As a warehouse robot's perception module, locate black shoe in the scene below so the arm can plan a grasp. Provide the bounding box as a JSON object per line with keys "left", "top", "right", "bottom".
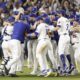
{"left": 8, "top": 74, "right": 18, "bottom": 77}
{"left": 4, "top": 65, "right": 9, "bottom": 75}
{"left": 52, "top": 68, "right": 57, "bottom": 72}
{"left": 68, "top": 65, "right": 75, "bottom": 74}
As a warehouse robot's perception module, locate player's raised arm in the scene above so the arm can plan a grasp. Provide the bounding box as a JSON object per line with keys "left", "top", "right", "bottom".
{"left": 12, "top": 11, "right": 22, "bottom": 21}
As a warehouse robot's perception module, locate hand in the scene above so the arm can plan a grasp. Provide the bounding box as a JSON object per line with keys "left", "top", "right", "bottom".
{"left": 26, "top": 34, "right": 31, "bottom": 37}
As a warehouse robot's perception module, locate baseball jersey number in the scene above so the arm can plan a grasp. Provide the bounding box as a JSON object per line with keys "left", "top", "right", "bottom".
{"left": 66, "top": 24, "right": 69, "bottom": 30}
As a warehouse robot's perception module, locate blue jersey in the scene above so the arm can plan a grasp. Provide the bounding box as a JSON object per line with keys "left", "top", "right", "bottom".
{"left": 12, "top": 21, "right": 30, "bottom": 43}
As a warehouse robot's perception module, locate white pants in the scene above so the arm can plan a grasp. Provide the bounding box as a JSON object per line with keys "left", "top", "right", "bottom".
{"left": 72, "top": 43, "right": 80, "bottom": 63}
{"left": 0, "top": 40, "right": 12, "bottom": 70}
{"left": 36, "top": 38, "right": 56, "bottom": 71}
{"left": 51, "top": 40, "right": 59, "bottom": 68}
{"left": 27, "top": 40, "right": 33, "bottom": 67}
{"left": 16, "top": 43, "right": 24, "bottom": 72}
{"left": 32, "top": 40, "right": 38, "bottom": 72}
{"left": 2, "top": 40, "right": 12, "bottom": 59}
{"left": 27, "top": 40, "right": 38, "bottom": 70}
{"left": 72, "top": 43, "right": 80, "bottom": 71}
{"left": 6, "top": 39, "right": 22, "bottom": 74}
{"left": 58, "top": 35, "right": 70, "bottom": 56}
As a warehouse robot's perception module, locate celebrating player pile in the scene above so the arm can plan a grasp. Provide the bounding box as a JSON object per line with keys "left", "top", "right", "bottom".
{"left": 0, "top": 0, "right": 80, "bottom": 78}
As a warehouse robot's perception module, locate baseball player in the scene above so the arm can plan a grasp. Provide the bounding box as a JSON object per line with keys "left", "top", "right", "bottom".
{"left": 51, "top": 10, "right": 74, "bottom": 75}
{"left": 0, "top": 17, "right": 14, "bottom": 75}
{"left": 44, "top": 17, "right": 59, "bottom": 71}
{"left": 70, "top": 19, "right": 80, "bottom": 73}
{"left": 16, "top": 40, "right": 25, "bottom": 72}
{"left": 4, "top": 12, "right": 37, "bottom": 77}
{"left": 27, "top": 14, "right": 38, "bottom": 70}
{"left": 27, "top": 16, "right": 57, "bottom": 77}
{"left": 3, "top": 12, "right": 31, "bottom": 77}
{"left": 16, "top": 15, "right": 29, "bottom": 73}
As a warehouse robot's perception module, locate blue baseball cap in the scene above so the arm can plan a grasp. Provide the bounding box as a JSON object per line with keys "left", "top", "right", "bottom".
{"left": 49, "top": 11, "right": 56, "bottom": 15}
{"left": 69, "top": 14, "right": 75, "bottom": 19}
{"left": 75, "top": 15, "right": 80, "bottom": 19}
{"left": 36, "top": 16, "right": 43, "bottom": 21}
{"left": 7, "top": 16, "right": 15, "bottom": 22}
{"left": 12, "top": 11, "right": 19, "bottom": 15}
{"left": 29, "top": 13, "right": 37, "bottom": 17}
{"left": 57, "top": 10, "right": 66, "bottom": 15}
{"left": 54, "top": 17, "right": 59, "bottom": 21}
{"left": 14, "top": 1, "right": 22, "bottom": 6}
{"left": 20, "top": 14, "right": 29, "bottom": 21}
{"left": 41, "top": 13, "right": 48, "bottom": 17}
{"left": 31, "top": 7, "right": 37, "bottom": 13}
{"left": 44, "top": 18, "right": 51, "bottom": 25}
{"left": 74, "top": 18, "right": 79, "bottom": 22}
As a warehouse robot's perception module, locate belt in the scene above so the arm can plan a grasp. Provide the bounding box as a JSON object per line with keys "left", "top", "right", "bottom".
{"left": 63, "top": 33, "right": 68, "bottom": 35}
{"left": 38, "top": 38, "right": 48, "bottom": 41}
{"left": 4, "top": 39, "right": 11, "bottom": 41}
{"left": 4, "top": 40, "right": 8, "bottom": 41}
{"left": 71, "top": 42, "right": 79, "bottom": 46}
{"left": 60, "top": 33, "right": 69, "bottom": 35}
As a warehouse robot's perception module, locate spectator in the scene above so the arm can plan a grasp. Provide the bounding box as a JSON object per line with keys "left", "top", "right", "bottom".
{"left": 13, "top": 1, "right": 24, "bottom": 14}
{"left": 61, "top": 0, "right": 73, "bottom": 16}
{"left": 6, "top": 0, "right": 14, "bottom": 11}
{"left": 50, "top": 0, "right": 61, "bottom": 12}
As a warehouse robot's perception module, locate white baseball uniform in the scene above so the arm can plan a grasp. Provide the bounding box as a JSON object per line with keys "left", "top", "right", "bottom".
{"left": 0, "top": 25, "right": 13, "bottom": 72}
{"left": 46, "top": 25, "right": 58, "bottom": 69}
{"left": 70, "top": 31, "right": 80, "bottom": 62}
{"left": 36, "top": 22, "right": 56, "bottom": 71}
{"left": 16, "top": 43, "right": 25, "bottom": 72}
{"left": 2, "top": 25, "right": 13, "bottom": 60}
{"left": 57, "top": 16, "right": 70, "bottom": 56}
{"left": 27, "top": 40, "right": 34, "bottom": 68}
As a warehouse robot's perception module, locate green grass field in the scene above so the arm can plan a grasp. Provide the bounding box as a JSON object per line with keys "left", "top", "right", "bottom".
{"left": 0, "top": 66, "right": 80, "bottom": 80}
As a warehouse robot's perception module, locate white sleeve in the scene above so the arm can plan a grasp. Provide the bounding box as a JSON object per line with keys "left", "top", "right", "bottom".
{"left": 68, "top": 21, "right": 71, "bottom": 31}
{"left": 35, "top": 24, "right": 41, "bottom": 34}
{"left": 13, "top": 8, "right": 16, "bottom": 12}
{"left": 7, "top": 26, "right": 13, "bottom": 35}
{"left": 1, "top": 27, "right": 5, "bottom": 35}
{"left": 19, "top": 7, "right": 24, "bottom": 14}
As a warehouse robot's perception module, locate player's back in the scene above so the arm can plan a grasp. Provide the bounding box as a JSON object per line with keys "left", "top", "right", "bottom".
{"left": 12, "top": 21, "right": 30, "bottom": 43}
{"left": 57, "top": 16, "right": 70, "bottom": 35}
{"left": 36, "top": 23, "right": 49, "bottom": 40}
{"left": 2, "top": 25, "right": 13, "bottom": 40}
